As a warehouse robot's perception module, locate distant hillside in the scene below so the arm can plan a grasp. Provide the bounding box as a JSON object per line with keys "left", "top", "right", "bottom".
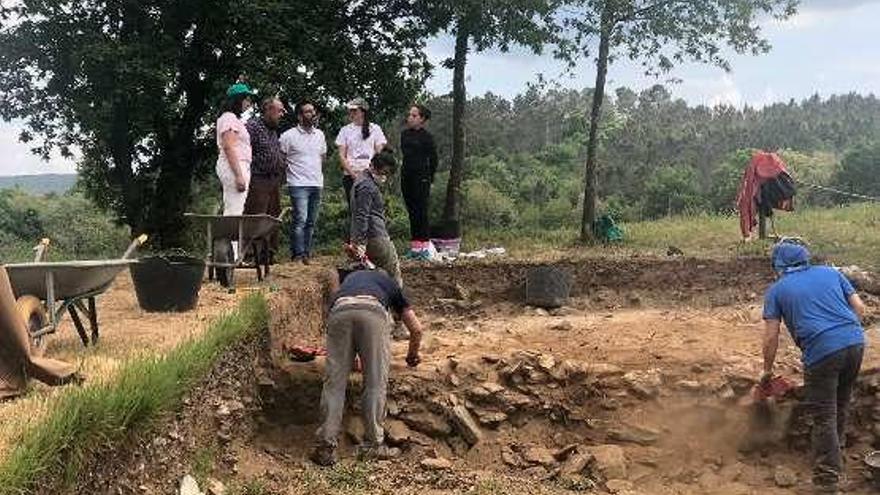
{"left": 0, "top": 174, "right": 77, "bottom": 195}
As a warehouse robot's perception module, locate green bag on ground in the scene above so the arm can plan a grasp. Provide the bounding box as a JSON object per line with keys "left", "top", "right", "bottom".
{"left": 592, "top": 214, "right": 624, "bottom": 243}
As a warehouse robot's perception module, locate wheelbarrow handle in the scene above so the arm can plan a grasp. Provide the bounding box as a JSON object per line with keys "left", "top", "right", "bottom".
{"left": 33, "top": 238, "right": 50, "bottom": 262}
{"left": 122, "top": 234, "right": 149, "bottom": 260}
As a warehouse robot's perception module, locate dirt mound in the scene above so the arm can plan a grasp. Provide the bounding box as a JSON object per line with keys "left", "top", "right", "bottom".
{"left": 404, "top": 256, "right": 774, "bottom": 308}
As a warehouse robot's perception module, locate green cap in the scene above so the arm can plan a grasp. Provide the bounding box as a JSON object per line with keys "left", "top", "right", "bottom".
{"left": 226, "top": 83, "right": 257, "bottom": 99}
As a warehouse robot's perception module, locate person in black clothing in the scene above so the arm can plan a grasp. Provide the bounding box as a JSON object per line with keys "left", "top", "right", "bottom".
{"left": 399, "top": 104, "right": 438, "bottom": 247}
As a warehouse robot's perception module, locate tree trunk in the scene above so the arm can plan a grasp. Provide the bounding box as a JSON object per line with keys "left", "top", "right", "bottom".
{"left": 441, "top": 21, "right": 469, "bottom": 239}
{"left": 580, "top": 11, "right": 613, "bottom": 243}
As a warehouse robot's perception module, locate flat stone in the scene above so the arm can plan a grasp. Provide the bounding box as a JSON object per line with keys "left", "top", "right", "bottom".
{"left": 497, "top": 390, "right": 534, "bottom": 413}
{"left": 537, "top": 354, "right": 556, "bottom": 372}
{"left": 550, "top": 306, "right": 576, "bottom": 316}
{"left": 179, "top": 475, "right": 203, "bottom": 495}
{"left": 473, "top": 409, "right": 507, "bottom": 428}
{"left": 623, "top": 369, "right": 663, "bottom": 399}
{"left": 522, "top": 445, "right": 557, "bottom": 467}
{"left": 583, "top": 362, "right": 624, "bottom": 378}
{"left": 585, "top": 444, "right": 627, "bottom": 480}
{"left": 560, "top": 452, "right": 595, "bottom": 476}
{"left": 554, "top": 444, "right": 580, "bottom": 461}
{"left": 385, "top": 420, "right": 413, "bottom": 446}
{"left": 535, "top": 308, "right": 550, "bottom": 317}
{"left": 421, "top": 457, "right": 453, "bottom": 471}
{"left": 449, "top": 405, "right": 482, "bottom": 446}
{"left": 774, "top": 465, "right": 797, "bottom": 487}
{"left": 205, "top": 478, "right": 225, "bottom": 495}
{"left": 606, "top": 424, "right": 660, "bottom": 446}
{"left": 551, "top": 320, "right": 574, "bottom": 331}
{"left": 402, "top": 412, "right": 451, "bottom": 438}
{"left": 676, "top": 380, "right": 703, "bottom": 392}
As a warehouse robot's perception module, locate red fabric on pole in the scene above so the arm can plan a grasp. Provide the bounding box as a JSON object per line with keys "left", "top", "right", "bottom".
{"left": 736, "top": 151, "right": 790, "bottom": 238}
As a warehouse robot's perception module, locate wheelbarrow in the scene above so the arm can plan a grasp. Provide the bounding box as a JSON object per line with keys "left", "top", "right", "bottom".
{"left": 185, "top": 211, "right": 286, "bottom": 289}
{"left": 4, "top": 235, "right": 146, "bottom": 353}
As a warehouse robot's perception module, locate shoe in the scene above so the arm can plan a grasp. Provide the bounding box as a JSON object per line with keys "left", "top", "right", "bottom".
{"left": 357, "top": 444, "right": 400, "bottom": 461}
{"left": 302, "top": 256, "right": 311, "bottom": 265}
{"left": 310, "top": 445, "right": 337, "bottom": 466}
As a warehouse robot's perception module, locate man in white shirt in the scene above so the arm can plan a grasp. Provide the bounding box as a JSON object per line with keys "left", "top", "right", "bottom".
{"left": 280, "top": 100, "right": 327, "bottom": 264}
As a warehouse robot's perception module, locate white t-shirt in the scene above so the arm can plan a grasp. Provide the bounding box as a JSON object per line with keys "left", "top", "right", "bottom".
{"left": 334, "top": 122, "right": 387, "bottom": 175}
{"left": 216, "top": 112, "right": 252, "bottom": 167}
{"left": 280, "top": 126, "right": 327, "bottom": 187}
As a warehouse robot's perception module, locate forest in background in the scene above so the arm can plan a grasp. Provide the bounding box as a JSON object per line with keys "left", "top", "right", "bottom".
{"left": 2, "top": 83, "right": 879, "bottom": 261}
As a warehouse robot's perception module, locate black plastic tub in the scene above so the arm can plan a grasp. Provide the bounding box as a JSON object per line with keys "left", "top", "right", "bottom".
{"left": 129, "top": 255, "right": 205, "bottom": 312}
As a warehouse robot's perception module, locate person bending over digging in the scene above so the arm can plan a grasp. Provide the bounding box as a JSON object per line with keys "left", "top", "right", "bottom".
{"left": 760, "top": 240, "right": 867, "bottom": 495}
{"left": 311, "top": 263, "right": 423, "bottom": 466}
{"left": 348, "top": 147, "right": 403, "bottom": 287}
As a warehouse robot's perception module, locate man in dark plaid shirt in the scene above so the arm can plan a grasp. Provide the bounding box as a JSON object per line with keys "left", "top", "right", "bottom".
{"left": 244, "top": 97, "right": 286, "bottom": 257}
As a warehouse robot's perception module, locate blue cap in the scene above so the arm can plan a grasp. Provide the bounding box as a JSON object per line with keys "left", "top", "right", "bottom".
{"left": 771, "top": 242, "right": 811, "bottom": 274}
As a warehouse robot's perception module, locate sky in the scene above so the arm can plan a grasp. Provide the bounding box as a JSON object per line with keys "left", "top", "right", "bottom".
{"left": 1, "top": 0, "right": 879, "bottom": 176}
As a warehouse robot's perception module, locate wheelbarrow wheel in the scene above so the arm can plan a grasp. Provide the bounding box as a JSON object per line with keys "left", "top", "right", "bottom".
{"left": 16, "top": 295, "right": 48, "bottom": 356}
{"left": 212, "top": 238, "right": 234, "bottom": 288}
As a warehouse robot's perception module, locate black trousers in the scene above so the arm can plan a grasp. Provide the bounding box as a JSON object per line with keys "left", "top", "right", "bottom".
{"left": 804, "top": 344, "right": 864, "bottom": 489}
{"left": 401, "top": 173, "right": 431, "bottom": 241}
{"left": 343, "top": 175, "right": 355, "bottom": 206}
{"left": 243, "top": 174, "right": 282, "bottom": 253}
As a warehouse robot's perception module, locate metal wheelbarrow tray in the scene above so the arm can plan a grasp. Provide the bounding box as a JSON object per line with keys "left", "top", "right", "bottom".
{"left": 5, "top": 259, "right": 135, "bottom": 348}
{"left": 185, "top": 213, "right": 284, "bottom": 288}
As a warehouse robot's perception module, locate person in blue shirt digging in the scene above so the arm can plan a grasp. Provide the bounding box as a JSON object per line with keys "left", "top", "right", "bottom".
{"left": 761, "top": 240, "right": 867, "bottom": 494}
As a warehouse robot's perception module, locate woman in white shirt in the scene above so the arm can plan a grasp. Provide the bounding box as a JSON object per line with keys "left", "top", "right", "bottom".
{"left": 215, "top": 83, "right": 257, "bottom": 215}
{"left": 335, "top": 97, "right": 387, "bottom": 208}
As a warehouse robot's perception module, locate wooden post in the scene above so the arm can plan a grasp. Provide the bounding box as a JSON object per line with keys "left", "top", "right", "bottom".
{"left": 758, "top": 209, "right": 767, "bottom": 240}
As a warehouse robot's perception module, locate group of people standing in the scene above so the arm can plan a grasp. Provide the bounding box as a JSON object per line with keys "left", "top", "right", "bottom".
{"left": 214, "top": 82, "right": 436, "bottom": 466}
{"left": 213, "top": 83, "right": 438, "bottom": 275}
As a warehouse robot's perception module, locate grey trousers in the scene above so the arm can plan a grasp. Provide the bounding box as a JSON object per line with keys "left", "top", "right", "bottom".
{"left": 316, "top": 304, "right": 392, "bottom": 448}
{"left": 366, "top": 236, "right": 402, "bottom": 287}
{"left": 804, "top": 344, "right": 864, "bottom": 488}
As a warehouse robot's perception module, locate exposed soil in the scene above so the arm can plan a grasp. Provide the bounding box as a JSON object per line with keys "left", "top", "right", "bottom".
{"left": 47, "top": 257, "right": 880, "bottom": 494}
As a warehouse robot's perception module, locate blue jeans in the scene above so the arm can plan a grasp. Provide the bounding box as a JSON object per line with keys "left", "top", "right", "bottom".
{"left": 288, "top": 186, "right": 322, "bottom": 258}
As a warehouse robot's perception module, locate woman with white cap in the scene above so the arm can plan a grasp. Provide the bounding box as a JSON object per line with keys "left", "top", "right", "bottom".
{"left": 334, "top": 97, "right": 387, "bottom": 210}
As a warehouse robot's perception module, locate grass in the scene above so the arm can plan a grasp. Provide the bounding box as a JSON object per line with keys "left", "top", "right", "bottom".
{"left": 0, "top": 293, "right": 269, "bottom": 495}
{"left": 192, "top": 445, "right": 218, "bottom": 484}
{"left": 461, "top": 203, "right": 880, "bottom": 269}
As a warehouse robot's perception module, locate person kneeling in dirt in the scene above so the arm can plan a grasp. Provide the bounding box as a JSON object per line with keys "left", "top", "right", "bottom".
{"left": 348, "top": 147, "right": 403, "bottom": 287}
{"left": 760, "top": 241, "right": 867, "bottom": 494}
{"left": 311, "top": 263, "right": 423, "bottom": 466}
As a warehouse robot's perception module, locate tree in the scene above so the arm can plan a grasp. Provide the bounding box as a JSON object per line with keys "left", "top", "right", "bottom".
{"left": 836, "top": 142, "right": 880, "bottom": 201}
{"left": 0, "top": 0, "right": 427, "bottom": 248}
{"left": 414, "top": 0, "right": 560, "bottom": 238}
{"left": 643, "top": 165, "right": 705, "bottom": 218}
{"left": 563, "top": 0, "right": 797, "bottom": 242}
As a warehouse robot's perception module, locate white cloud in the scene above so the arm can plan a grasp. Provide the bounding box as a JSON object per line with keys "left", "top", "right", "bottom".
{"left": 0, "top": 122, "right": 76, "bottom": 176}
{"left": 710, "top": 75, "right": 744, "bottom": 107}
